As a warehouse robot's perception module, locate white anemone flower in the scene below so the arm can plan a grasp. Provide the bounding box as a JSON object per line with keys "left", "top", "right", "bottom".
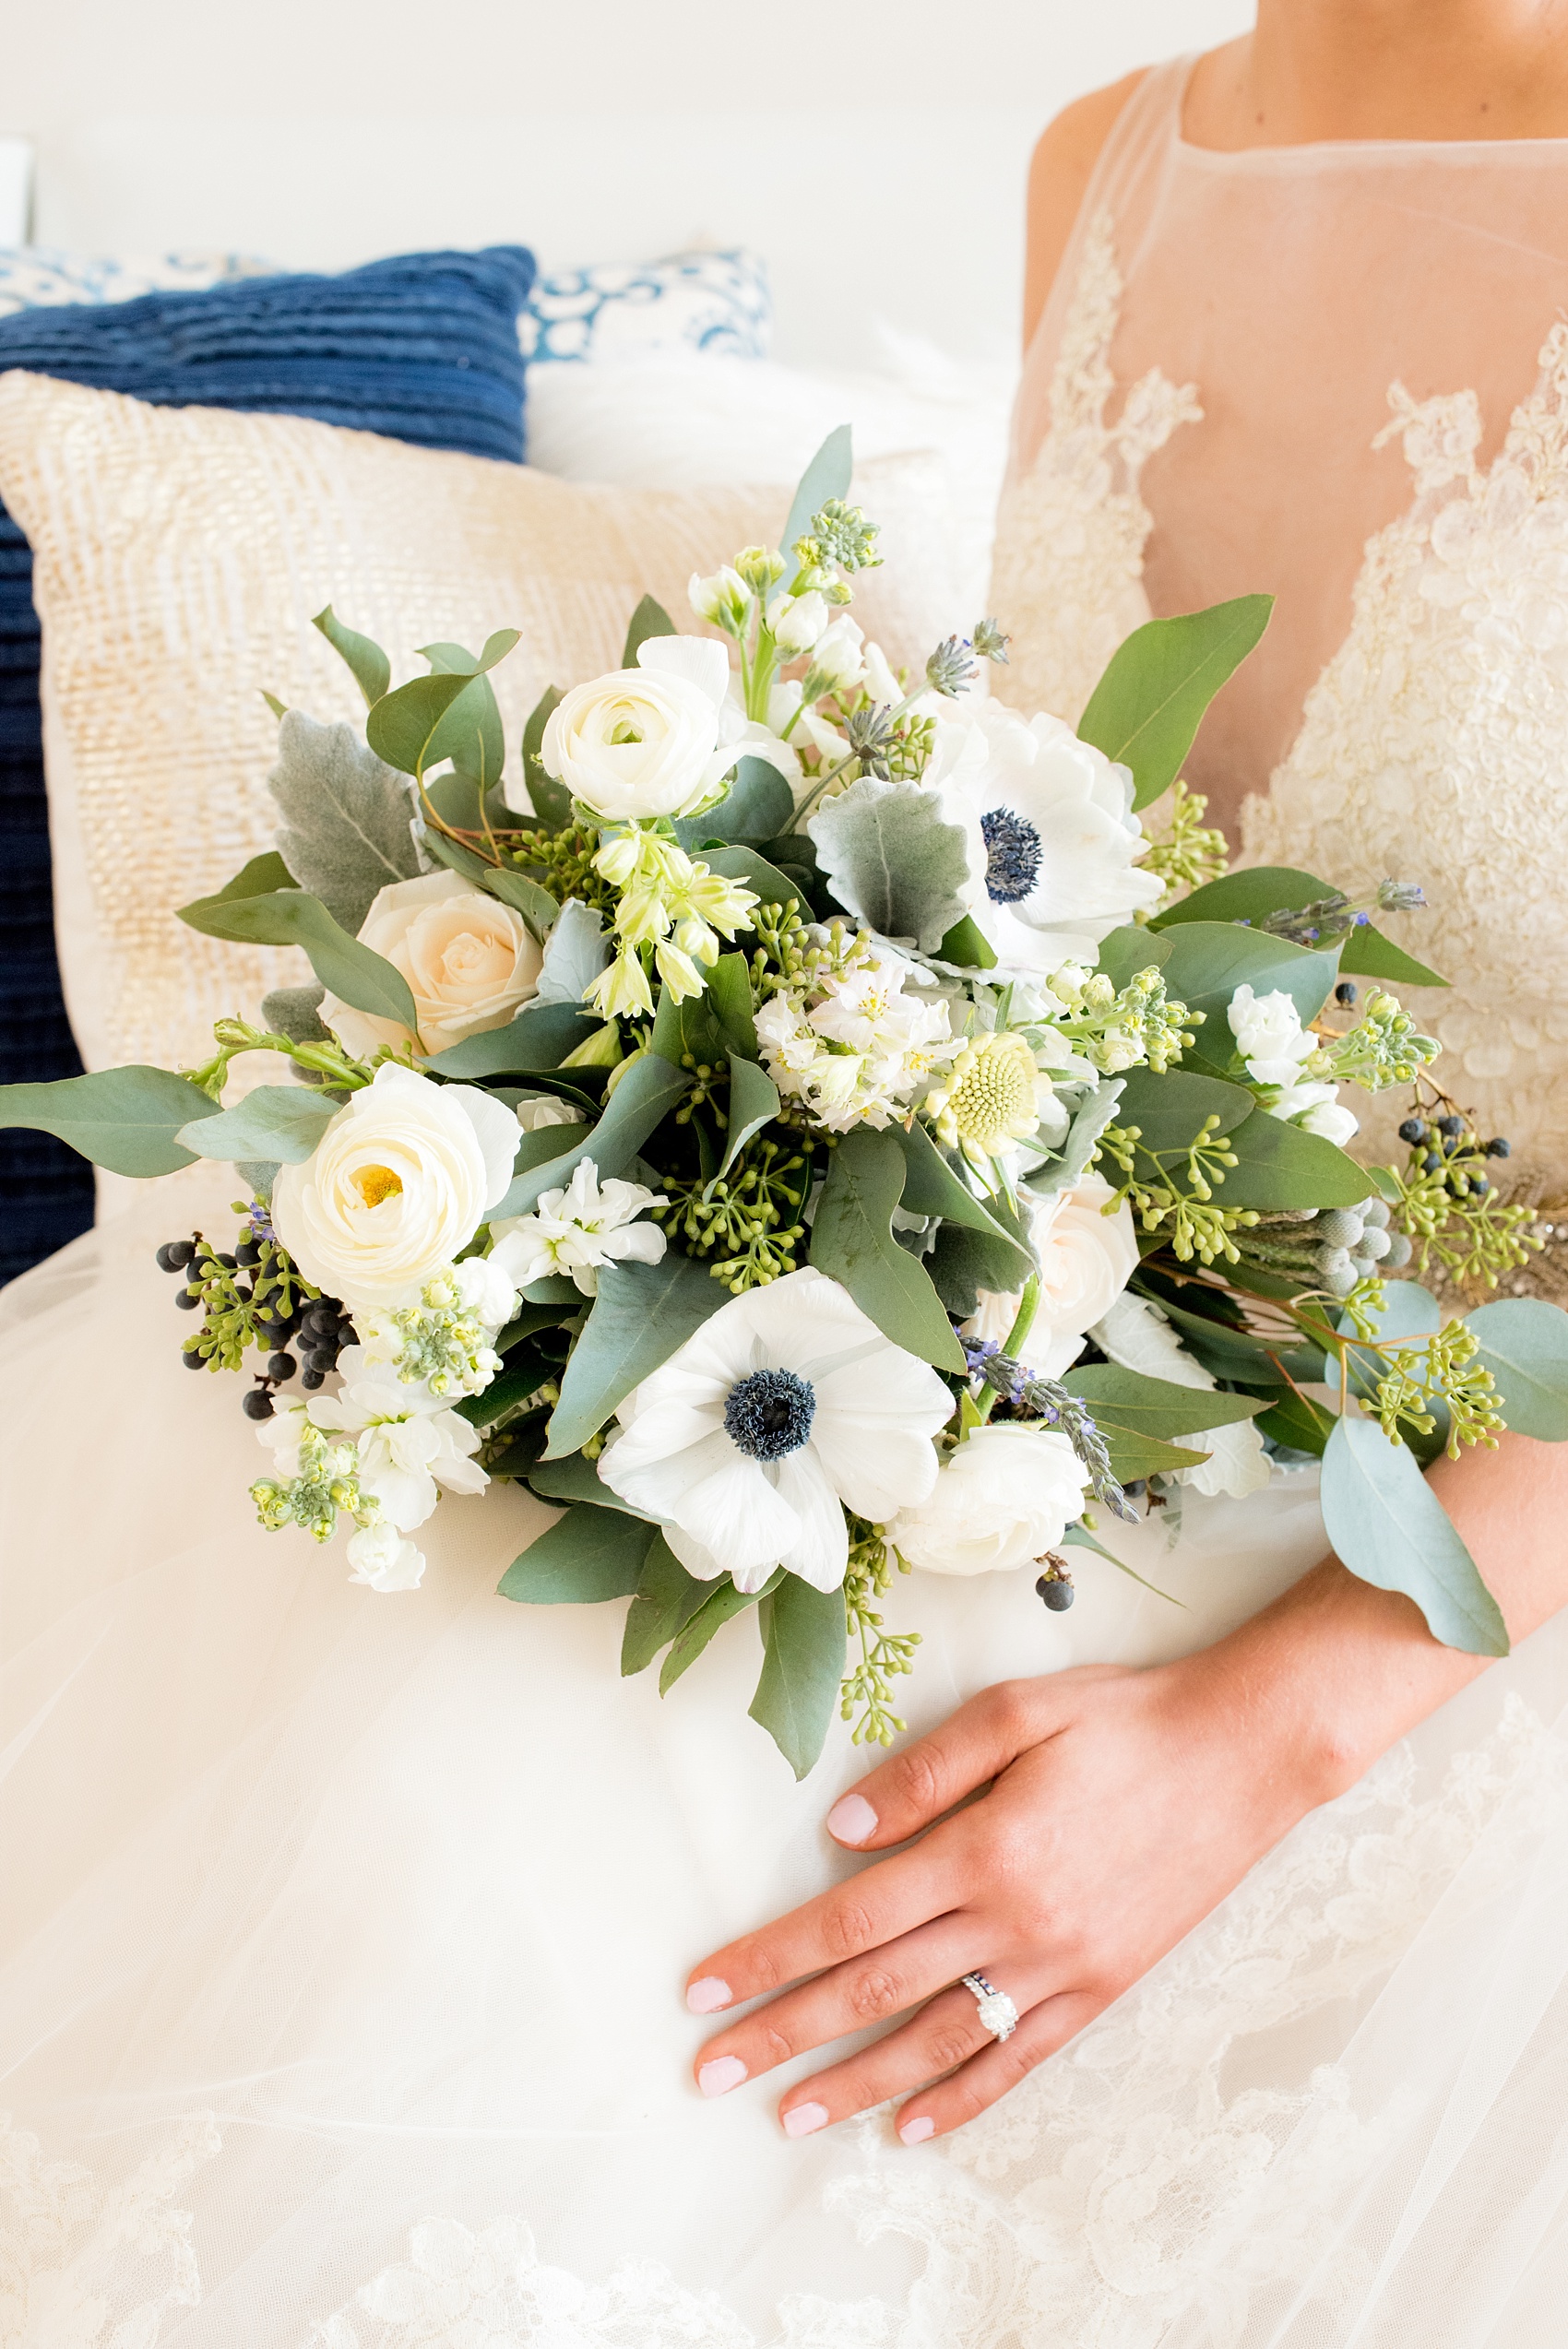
{"left": 308, "top": 1352, "right": 489, "bottom": 1530}
{"left": 1091, "top": 1292, "right": 1271, "bottom": 1500}
{"left": 597, "top": 1266, "right": 955, "bottom": 1592}
{"left": 488, "top": 1156, "right": 667, "bottom": 1297}
{"left": 926, "top": 703, "right": 1163, "bottom": 976}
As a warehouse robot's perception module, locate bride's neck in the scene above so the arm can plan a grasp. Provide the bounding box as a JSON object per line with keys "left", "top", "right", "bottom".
{"left": 1187, "top": 0, "right": 1568, "bottom": 148}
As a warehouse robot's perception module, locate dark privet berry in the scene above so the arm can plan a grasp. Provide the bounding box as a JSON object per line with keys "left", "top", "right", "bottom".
{"left": 1398, "top": 1117, "right": 1427, "bottom": 1145}
{"left": 235, "top": 1238, "right": 262, "bottom": 1268}
{"left": 155, "top": 1241, "right": 182, "bottom": 1273}
{"left": 1335, "top": 980, "right": 1357, "bottom": 1007}
{"left": 1036, "top": 1572, "right": 1076, "bottom": 1612}
{"left": 242, "top": 1387, "right": 276, "bottom": 1422}
{"left": 301, "top": 1367, "right": 327, "bottom": 1391}
{"left": 1486, "top": 1136, "right": 1513, "bottom": 1159}
{"left": 182, "top": 1346, "right": 207, "bottom": 1369}
{"left": 214, "top": 1251, "right": 238, "bottom": 1270}
{"left": 1436, "top": 1114, "right": 1465, "bottom": 1138}
{"left": 1471, "top": 1174, "right": 1491, "bottom": 1196}
{"left": 1422, "top": 1151, "right": 1443, "bottom": 1174}
{"left": 303, "top": 1347, "right": 338, "bottom": 1375}
{"left": 267, "top": 1351, "right": 298, "bottom": 1382}
{"left": 175, "top": 1286, "right": 202, "bottom": 1311}
{"left": 1123, "top": 1479, "right": 1146, "bottom": 1500}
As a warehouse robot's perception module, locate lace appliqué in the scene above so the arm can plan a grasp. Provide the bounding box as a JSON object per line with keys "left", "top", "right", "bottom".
{"left": 1246, "top": 325, "right": 1568, "bottom": 1181}
{"left": 990, "top": 212, "right": 1202, "bottom": 728}
{"left": 0, "top": 2109, "right": 220, "bottom": 2347}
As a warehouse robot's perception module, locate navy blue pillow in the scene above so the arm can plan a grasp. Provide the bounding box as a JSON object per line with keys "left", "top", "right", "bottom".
{"left": 0, "top": 244, "right": 536, "bottom": 1283}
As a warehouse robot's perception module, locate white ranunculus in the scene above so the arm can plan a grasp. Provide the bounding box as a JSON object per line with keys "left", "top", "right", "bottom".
{"left": 310, "top": 1351, "right": 488, "bottom": 1530}
{"left": 1227, "top": 984, "right": 1317, "bottom": 1087}
{"left": 886, "top": 1424, "right": 1089, "bottom": 1577}
{"left": 962, "top": 1172, "right": 1138, "bottom": 1380}
{"left": 534, "top": 635, "right": 738, "bottom": 822}
{"left": 345, "top": 1518, "right": 426, "bottom": 1593}
{"left": 1091, "top": 1291, "right": 1271, "bottom": 1499}
{"left": 926, "top": 702, "right": 1162, "bottom": 976}
{"left": 770, "top": 589, "right": 830, "bottom": 655}
{"left": 271, "top": 1065, "right": 518, "bottom": 1311}
{"left": 597, "top": 1265, "right": 955, "bottom": 1593}
{"left": 489, "top": 1156, "right": 668, "bottom": 1298}
{"left": 321, "top": 871, "right": 543, "bottom": 1060}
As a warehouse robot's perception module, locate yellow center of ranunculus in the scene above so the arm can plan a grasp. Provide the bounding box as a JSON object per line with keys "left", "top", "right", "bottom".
{"left": 354, "top": 1164, "right": 404, "bottom": 1209}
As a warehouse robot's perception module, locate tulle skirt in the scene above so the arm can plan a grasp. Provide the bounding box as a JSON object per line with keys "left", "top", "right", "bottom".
{"left": 6, "top": 1167, "right": 1568, "bottom": 2348}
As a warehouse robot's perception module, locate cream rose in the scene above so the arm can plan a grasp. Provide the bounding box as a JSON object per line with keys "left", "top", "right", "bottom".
{"left": 887, "top": 1424, "right": 1090, "bottom": 1577}
{"left": 271, "top": 1065, "right": 519, "bottom": 1311}
{"left": 962, "top": 1171, "right": 1139, "bottom": 1380}
{"left": 535, "top": 637, "right": 736, "bottom": 822}
{"left": 320, "top": 871, "right": 542, "bottom": 1060}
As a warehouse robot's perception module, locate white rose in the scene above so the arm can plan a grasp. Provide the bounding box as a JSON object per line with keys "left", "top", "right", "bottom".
{"left": 962, "top": 1172, "right": 1138, "bottom": 1381}
{"left": 887, "top": 1425, "right": 1089, "bottom": 1576}
{"left": 770, "top": 589, "right": 830, "bottom": 655}
{"left": 1227, "top": 984, "right": 1316, "bottom": 1087}
{"left": 272, "top": 1064, "right": 519, "bottom": 1311}
{"left": 537, "top": 636, "right": 736, "bottom": 822}
{"left": 1091, "top": 1292, "right": 1270, "bottom": 1499}
{"left": 321, "top": 871, "right": 543, "bottom": 1060}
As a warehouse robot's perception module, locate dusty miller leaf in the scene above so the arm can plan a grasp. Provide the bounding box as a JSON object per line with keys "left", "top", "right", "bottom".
{"left": 808, "top": 777, "right": 974, "bottom": 952}
{"left": 267, "top": 710, "right": 424, "bottom": 935}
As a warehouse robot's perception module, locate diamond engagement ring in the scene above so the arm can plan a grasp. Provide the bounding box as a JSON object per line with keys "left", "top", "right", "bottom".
{"left": 961, "top": 1972, "right": 1018, "bottom": 2043}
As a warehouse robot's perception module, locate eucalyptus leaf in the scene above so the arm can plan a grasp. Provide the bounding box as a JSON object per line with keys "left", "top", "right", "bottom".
{"left": 891, "top": 1119, "right": 1033, "bottom": 1278}
{"left": 497, "top": 1502, "right": 656, "bottom": 1604}
{"left": 521, "top": 686, "right": 570, "bottom": 827}
{"left": 1150, "top": 866, "right": 1449, "bottom": 990}
{"left": 707, "top": 952, "right": 759, "bottom": 1059}
{"left": 1111, "top": 1066, "right": 1370, "bottom": 1212}
{"left": 0, "top": 1066, "right": 222, "bottom": 1177}
{"left": 526, "top": 1451, "right": 652, "bottom": 1515}
{"left": 1466, "top": 1299, "right": 1568, "bottom": 1441}
{"left": 675, "top": 757, "right": 793, "bottom": 849}
{"left": 1061, "top": 1363, "right": 1265, "bottom": 1439}
{"left": 622, "top": 594, "right": 678, "bottom": 668}
{"left": 750, "top": 1574, "right": 848, "bottom": 1778}
{"left": 1097, "top": 1429, "right": 1211, "bottom": 1482}
{"left": 810, "top": 1126, "right": 967, "bottom": 1371}
{"left": 488, "top": 1052, "right": 692, "bottom": 1221}
{"left": 365, "top": 627, "right": 518, "bottom": 781}
{"left": 532, "top": 900, "right": 612, "bottom": 1008}
{"left": 650, "top": 979, "right": 730, "bottom": 1074}
{"left": 659, "top": 1570, "right": 782, "bottom": 1695}
{"left": 703, "top": 845, "right": 804, "bottom": 914}
{"left": 1254, "top": 1390, "right": 1337, "bottom": 1456}
{"left": 267, "top": 711, "right": 423, "bottom": 934}
{"left": 422, "top": 1002, "right": 600, "bottom": 1080}
{"left": 176, "top": 1085, "right": 339, "bottom": 1166}
{"left": 544, "top": 1252, "right": 727, "bottom": 1457}
{"left": 719, "top": 1057, "right": 781, "bottom": 1180}
{"left": 177, "top": 881, "right": 419, "bottom": 1030}
{"left": 926, "top": 1202, "right": 1034, "bottom": 1321}
{"left": 1098, "top": 919, "right": 1340, "bottom": 1051}
{"left": 1077, "top": 596, "right": 1273, "bottom": 812}
{"left": 622, "top": 1535, "right": 708, "bottom": 1677}
{"left": 416, "top": 827, "right": 558, "bottom": 941}
{"left": 419, "top": 636, "right": 514, "bottom": 787}
{"left": 934, "top": 914, "right": 997, "bottom": 969}
{"left": 779, "top": 425, "right": 853, "bottom": 592}
{"left": 1061, "top": 1519, "right": 1185, "bottom": 1605}
{"left": 312, "top": 604, "right": 391, "bottom": 706}
{"left": 454, "top": 1351, "right": 555, "bottom": 1429}
{"left": 808, "top": 775, "right": 974, "bottom": 952}
{"left": 1321, "top": 1414, "right": 1509, "bottom": 1655}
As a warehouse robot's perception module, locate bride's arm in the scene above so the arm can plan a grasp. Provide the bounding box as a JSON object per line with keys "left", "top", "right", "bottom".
{"left": 1021, "top": 71, "right": 1146, "bottom": 348}
{"left": 685, "top": 1430, "right": 1568, "bottom": 2143}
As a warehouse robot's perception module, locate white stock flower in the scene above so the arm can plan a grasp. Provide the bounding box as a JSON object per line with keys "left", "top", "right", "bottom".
{"left": 320, "top": 871, "right": 542, "bottom": 1060}
{"left": 962, "top": 1173, "right": 1138, "bottom": 1381}
{"left": 1228, "top": 986, "right": 1360, "bottom": 1146}
{"left": 452, "top": 1252, "right": 519, "bottom": 1331}
{"left": 309, "top": 1351, "right": 488, "bottom": 1530}
{"left": 1092, "top": 1292, "right": 1270, "bottom": 1500}
{"left": 805, "top": 619, "right": 866, "bottom": 694}
{"left": 271, "top": 1065, "right": 518, "bottom": 1311}
{"left": 688, "top": 565, "right": 751, "bottom": 634}
{"left": 346, "top": 1519, "right": 426, "bottom": 1593}
{"left": 886, "top": 1423, "right": 1089, "bottom": 1577}
{"left": 598, "top": 1266, "right": 954, "bottom": 1593}
{"left": 756, "top": 949, "right": 954, "bottom": 1135}
{"left": 537, "top": 636, "right": 737, "bottom": 822}
{"left": 927, "top": 703, "right": 1162, "bottom": 976}
{"left": 489, "top": 1156, "right": 667, "bottom": 1298}
{"left": 770, "top": 588, "right": 830, "bottom": 655}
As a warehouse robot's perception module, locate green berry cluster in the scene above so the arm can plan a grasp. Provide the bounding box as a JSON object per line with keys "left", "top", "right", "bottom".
{"left": 1139, "top": 779, "right": 1230, "bottom": 901}
{"left": 1372, "top": 1320, "right": 1507, "bottom": 1457}
{"left": 839, "top": 1516, "right": 921, "bottom": 1748}
{"left": 650, "top": 1136, "right": 810, "bottom": 1293}
{"left": 251, "top": 1419, "right": 367, "bottom": 1540}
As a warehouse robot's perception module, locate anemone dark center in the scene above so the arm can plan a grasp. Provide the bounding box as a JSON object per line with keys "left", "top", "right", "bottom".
{"left": 980, "top": 806, "right": 1042, "bottom": 904}
{"left": 723, "top": 1368, "right": 816, "bottom": 1462}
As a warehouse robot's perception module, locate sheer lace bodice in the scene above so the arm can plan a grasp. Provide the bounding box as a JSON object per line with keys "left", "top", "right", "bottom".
{"left": 992, "top": 57, "right": 1568, "bottom": 1184}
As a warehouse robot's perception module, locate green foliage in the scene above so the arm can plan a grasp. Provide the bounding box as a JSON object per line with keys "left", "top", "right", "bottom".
{"left": 532, "top": 899, "right": 612, "bottom": 1008}
{"left": 520, "top": 686, "right": 570, "bottom": 827}
{"left": 659, "top": 1571, "right": 782, "bottom": 1694}
{"left": 707, "top": 951, "right": 760, "bottom": 1060}
{"left": 544, "top": 1251, "right": 728, "bottom": 1457}
{"left": 718, "top": 1055, "right": 782, "bottom": 1180}
{"left": 1028, "top": 1078, "right": 1126, "bottom": 1203}
{"left": 525, "top": 1451, "right": 646, "bottom": 1513}
{"left": 651, "top": 1133, "right": 810, "bottom": 1292}
{"left": 622, "top": 594, "right": 678, "bottom": 668}
{"left": 492, "top": 1053, "right": 693, "bottom": 1223}
{"left": 779, "top": 425, "right": 853, "bottom": 593}
{"left": 0, "top": 1065, "right": 223, "bottom": 1176}
{"left": 1076, "top": 595, "right": 1273, "bottom": 812}
{"left": 621, "top": 1535, "right": 707, "bottom": 1675}
{"left": 178, "top": 872, "right": 419, "bottom": 1031}
{"left": 933, "top": 913, "right": 998, "bottom": 969}
{"left": 703, "top": 844, "right": 808, "bottom": 914}
{"left": 808, "top": 774, "right": 973, "bottom": 952}
{"left": 1060, "top": 1363, "right": 1264, "bottom": 1440}
{"left": 1152, "top": 865, "right": 1449, "bottom": 988}
{"left": 750, "top": 1573, "right": 849, "bottom": 1777}
{"left": 365, "top": 631, "right": 517, "bottom": 779}
{"left": 175, "top": 1085, "right": 339, "bottom": 1166}
{"left": 890, "top": 1118, "right": 1034, "bottom": 1283}
{"left": 1320, "top": 1415, "right": 1509, "bottom": 1656}
{"left": 838, "top": 1517, "right": 921, "bottom": 1747}
{"left": 1465, "top": 1299, "right": 1568, "bottom": 1441}
{"left": 312, "top": 604, "right": 391, "bottom": 706}
{"left": 418, "top": 636, "right": 511, "bottom": 788}
{"left": 419, "top": 825, "right": 559, "bottom": 941}
{"left": 422, "top": 1001, "right": 600, "bottom": 1081}
{"left": 1140, "top": 779, "right": 1230, "bottom": 899}
{"left": 810, "top": 1127, "right": 967, "bottom": 1372}
{"left": 497, "top": 1502, "right": 656, "bottom": 1604}
{"left": 1097, "top": 919, "right": 1338, "bottom": 1051}
{"left": 675, "top": 757, "right": 794, "bottom": 849}
{"left": 926, "top": 1198, "right": 1034, "bottom": 1320}
{"left": 181, "top": 1222, "right": 317, "bottom": 1374}
{"left": 267, "top": 712, "right": 423, "bottom": 934}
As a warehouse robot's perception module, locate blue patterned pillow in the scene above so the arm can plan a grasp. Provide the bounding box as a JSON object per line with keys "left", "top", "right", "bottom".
{"left": 0, "top": 243, "right": 536, "bottom": 1282}
{"left": 523, "top": 248, "right": 770, "bottom": 365}
{"left": 0, "top": 246, "right": 276, "bottom": 318}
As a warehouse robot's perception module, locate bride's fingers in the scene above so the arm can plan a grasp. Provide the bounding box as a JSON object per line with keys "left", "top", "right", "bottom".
{"left": 824, "top": 1678, "right": 1060, "bottom": 1853}
{"left": 775, "top": 1974, "right": 1054, "bottom": 2135}
{"left": 693, "top": 1918, "right": 978, "bottom": 2094}
{"left": 890, "top": 1987, "right": 1105, "bottom": 2143}
{"left": 685, "top": 1841, "right": 956, "bottom": 2017}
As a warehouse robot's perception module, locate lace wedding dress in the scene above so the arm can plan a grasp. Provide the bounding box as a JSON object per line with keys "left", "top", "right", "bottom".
{"left": 9, "top": 57, "right": 1568, "bottom": 2346}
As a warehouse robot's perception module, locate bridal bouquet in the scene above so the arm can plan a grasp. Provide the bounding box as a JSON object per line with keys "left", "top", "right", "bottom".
{"left": 10, "top": 431, "right": 1568, "bottom": 1774}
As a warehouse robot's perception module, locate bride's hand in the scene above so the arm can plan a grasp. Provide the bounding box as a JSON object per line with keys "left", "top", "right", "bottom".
{"left": 683, "top": 1643, "right": 1344, "bottom": 2144}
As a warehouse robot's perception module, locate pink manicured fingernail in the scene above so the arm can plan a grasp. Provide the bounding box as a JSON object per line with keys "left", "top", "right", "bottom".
{"left": 698, "top": 2056, "right": 747, "bottom": 2098}
{"left": 782, "top": 2100, "right": 829, "bottom": 2138}
{"left": 899, "top": 2114, "right": 935, "bottom": 2145}
{"left": 827, "top": 1793, "right": 877, "bottom": 1845}
{"left": 686, "top": 1976, "right": 731, "bottom": 2014}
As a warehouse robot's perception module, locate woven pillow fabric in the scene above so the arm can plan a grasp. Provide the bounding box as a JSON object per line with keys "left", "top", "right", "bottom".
{"left": 0, "top": 244, "right": 536, "bottom": 1281}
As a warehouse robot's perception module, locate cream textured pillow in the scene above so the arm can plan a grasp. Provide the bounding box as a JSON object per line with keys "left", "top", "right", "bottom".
{"left": 0, "top": 371, "right": 958, "bottom": 1080}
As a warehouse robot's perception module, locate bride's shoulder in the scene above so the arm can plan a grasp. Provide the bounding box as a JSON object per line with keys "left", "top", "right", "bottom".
{"left": 1023, "top": 70, "right": 1149, "bottom": 346}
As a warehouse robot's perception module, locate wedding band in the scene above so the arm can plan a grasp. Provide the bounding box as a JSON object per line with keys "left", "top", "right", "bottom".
{"left": 961, "top": 1971, "right": 1018, "bottom": 2043}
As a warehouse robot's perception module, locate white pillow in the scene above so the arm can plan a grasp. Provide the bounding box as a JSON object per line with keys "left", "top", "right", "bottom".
{"left": 523, "top": 248, "right": 770, "bottom": 364}
{"left": 0, "top": 371, "right": 961, "bottom": 1089}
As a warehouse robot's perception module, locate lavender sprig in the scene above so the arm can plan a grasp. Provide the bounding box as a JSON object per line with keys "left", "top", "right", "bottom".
{"left": 971, "top": 1348, "right": 1138, "bottom": 1524}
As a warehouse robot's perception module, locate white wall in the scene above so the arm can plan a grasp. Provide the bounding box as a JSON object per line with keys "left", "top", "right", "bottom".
{"left": 2, "top": 1, "right": 1253, "bottom": 366}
